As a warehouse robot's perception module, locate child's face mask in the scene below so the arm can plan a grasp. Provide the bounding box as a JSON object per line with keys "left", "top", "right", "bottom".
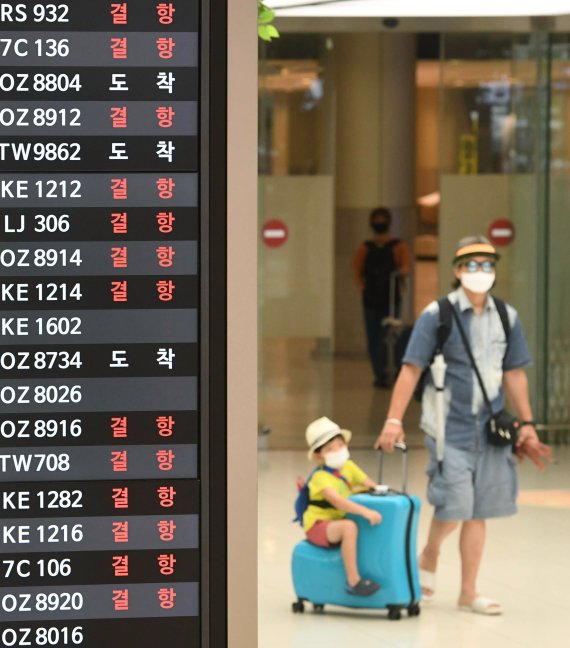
{"left": 324, "top": 447, "right": 350, "bottom": 470}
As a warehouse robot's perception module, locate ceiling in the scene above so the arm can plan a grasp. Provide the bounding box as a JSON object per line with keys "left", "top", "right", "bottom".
{"left": 267, "top": 0, "right": 570, "bottom": 18}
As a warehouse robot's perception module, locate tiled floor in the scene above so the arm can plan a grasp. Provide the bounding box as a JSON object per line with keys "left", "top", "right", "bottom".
{"left": 258, "top": 445, "right": 570, "bottom": 648}
{"left": 258, "top": 336, "right": 570, "bottom": 647}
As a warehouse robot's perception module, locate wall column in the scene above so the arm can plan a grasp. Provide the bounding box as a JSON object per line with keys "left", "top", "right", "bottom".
{"left": 334, "top": 33, "right": 416, "bottom": 355}
{"left": 227, "top": 0, "right": 257, "bottom": 644}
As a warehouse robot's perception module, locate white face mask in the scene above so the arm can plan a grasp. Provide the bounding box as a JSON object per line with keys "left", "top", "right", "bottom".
{"left": 324, "top": 447, "right": 350, "bottom": 470}
{"left": 460, "top": 271, "right": 495, "bottom": 294}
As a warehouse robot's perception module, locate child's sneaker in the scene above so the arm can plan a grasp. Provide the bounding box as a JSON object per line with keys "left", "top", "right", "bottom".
{"left": 346, "top": 579, "right": 380, "bottom": 597}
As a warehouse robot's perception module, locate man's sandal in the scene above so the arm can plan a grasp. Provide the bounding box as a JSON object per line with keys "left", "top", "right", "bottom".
{"left": 419, "top": 569, "right": 436, "bottom": 601}
{"left": 458, "top": 596, "right": 503, "bottom": 615}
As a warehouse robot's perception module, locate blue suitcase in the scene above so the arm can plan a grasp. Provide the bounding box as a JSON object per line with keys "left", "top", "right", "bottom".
{"left": 291, "top": 445, "right": 421, "bottom": 620}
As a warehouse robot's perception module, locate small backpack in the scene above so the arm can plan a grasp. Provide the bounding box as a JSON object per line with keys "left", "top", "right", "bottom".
{"left": 293, "top": 466, "right": 350, "bottom": 526}
{"left": 413, "top": 296, "right": 511, "bottom": 401}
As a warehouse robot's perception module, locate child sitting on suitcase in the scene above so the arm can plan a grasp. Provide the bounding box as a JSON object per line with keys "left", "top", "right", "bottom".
{"left": 303, "top": 416, "right": 382, "bottom": 596}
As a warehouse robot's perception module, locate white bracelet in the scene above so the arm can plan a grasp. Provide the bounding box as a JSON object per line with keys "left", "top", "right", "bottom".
{"left": 385, "top": 418, "right": 403, "bottom": 427}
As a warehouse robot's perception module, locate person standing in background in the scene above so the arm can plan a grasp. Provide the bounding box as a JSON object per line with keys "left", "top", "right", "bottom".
{"left": 353, "top": 207, "right": 411, "bottom": 388}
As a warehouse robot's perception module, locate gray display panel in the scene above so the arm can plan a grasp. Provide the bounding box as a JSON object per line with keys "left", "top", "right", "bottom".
{"left": 0, "top": 173, "right": 197, "bottom": 207}
{"left": 0, "top": 32, "right": 198, "bottom": 67}
{"left": 0, "top": 377, "right": 197, "bottom": 412}
{"left": 0, "top": 309, "right": 198, "bottom": 344}
{"left": 0, "top": 444, "right": 198, "bottom": 481}
{"left": 0, "top": 241, "right": 197, "bottom": 276}
{"left": 0, "top": 2, "right": 203, "bottom": 644}
{"left": 0, "top": 583, "right": 199, "bottom": 620}
{"left": 0, "top": 101, "right": 197, "bottom": 135}
{"left": 0, "top": 514, "right": 199, "bottom": 552}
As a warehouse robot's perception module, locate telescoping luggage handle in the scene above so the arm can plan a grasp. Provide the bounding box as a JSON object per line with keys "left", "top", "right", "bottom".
{"left": 378, "top": 442, "right": 408, "bottom": 494}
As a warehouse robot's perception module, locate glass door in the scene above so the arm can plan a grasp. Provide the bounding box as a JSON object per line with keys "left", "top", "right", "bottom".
{"left": 439, "top": 32, "right": 550, "bottom": 417}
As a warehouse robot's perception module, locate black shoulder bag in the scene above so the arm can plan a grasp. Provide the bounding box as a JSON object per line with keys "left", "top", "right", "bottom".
{"left": 449, "top": 305, "right": 519, "bottom": 447}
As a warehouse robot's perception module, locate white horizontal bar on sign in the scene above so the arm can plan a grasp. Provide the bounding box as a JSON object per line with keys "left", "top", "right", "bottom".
{"left": 263, "top": 229, "right": 287, "bottom": 238}
{"left": 268, "top": 0, "right": 570, "bottom": 18}
{"left": 490, "top": 228, "right": 513, "bottom": 237}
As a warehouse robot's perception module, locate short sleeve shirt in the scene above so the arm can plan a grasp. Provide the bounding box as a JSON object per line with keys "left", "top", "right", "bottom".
{"left": 403, "top": 288, "right": 531, "bottom": 450}
{"left": 302, "top": 459, "right": 368, "bottom": 532}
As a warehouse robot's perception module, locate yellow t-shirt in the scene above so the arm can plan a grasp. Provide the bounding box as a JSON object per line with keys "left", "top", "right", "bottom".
{"left": 302, "top": 459, "right": 368, "bottom": 532}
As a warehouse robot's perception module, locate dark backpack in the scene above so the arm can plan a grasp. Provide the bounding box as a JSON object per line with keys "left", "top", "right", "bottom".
{"left": 362, "top": 239, "right": 400, "bottom": 310}
{"left": 293, "top": 466, "right": 350, "bottom": 526}
{"left": 413, "top": 296, "right": 511, "bottom": 401}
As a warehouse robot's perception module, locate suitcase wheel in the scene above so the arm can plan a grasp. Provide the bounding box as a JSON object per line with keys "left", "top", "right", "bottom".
{"left": 312, "top": 604, "right": 325, "bottom": 614}
{"left": 407, "top": 603, "right": 421, "bottom": 617}
{"left": 292, "top": 599, "right": 305, "bottom": 614}
{"left": 388, "top": 606, "right": 402, "bottom": 621}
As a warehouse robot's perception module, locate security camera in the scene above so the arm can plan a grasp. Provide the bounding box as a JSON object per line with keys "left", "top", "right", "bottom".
{"left": 383, "top": 18, "right": 399, "bottom": 29}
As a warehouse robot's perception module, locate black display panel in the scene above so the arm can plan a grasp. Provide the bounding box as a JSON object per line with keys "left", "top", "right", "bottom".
{"left": 0, "top": 2, "right": 205, "bottom": 645}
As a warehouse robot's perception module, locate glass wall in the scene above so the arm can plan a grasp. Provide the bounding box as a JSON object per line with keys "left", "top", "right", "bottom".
{"left": 547, "top": 35, "right": 570, "bottom": 440}
{"left": 440, "top": 34, "right": 543, "bottom": 175}
{"left": 257, "top": 30, "right": 570, "bottom": 441}
{"left": 439, "top": 32, "right": 570, "bottom": 431}
{"left": 258, "top": 35, "right": 335, "bottom": 345}
{"left": 258, "top": 35, "right": 336, "bottom": 445}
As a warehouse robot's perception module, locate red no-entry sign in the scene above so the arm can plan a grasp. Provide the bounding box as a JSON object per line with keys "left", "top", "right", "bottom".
{"left": 488, "top": 219, "right": 516, "bottom": 247}
{"left": 262, "top": 219, "right": 289, "bottom": 248}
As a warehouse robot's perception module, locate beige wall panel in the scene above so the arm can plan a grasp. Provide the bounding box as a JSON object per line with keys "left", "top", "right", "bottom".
{"left": 439, "top": 174, "right": 510, "bottom": 294}
{"left": 260, "top": 176, "right": 334, "bottom": 338}
{"left": 439, "top": 174, "right": 538, "bottom": 396}
{"left": 509, "top": 175, "right": 539, "bottom": 346}
{"left": 549, "top": 175, "right": 570, "bottom": 331}
{"left": 227, "top": 0, "right": 257, "bottom": 645}
{"left": 334, "top": 208, "right": 372, "bottom": 355}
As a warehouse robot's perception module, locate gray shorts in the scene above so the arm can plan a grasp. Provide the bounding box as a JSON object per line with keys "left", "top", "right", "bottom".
{"left": 425, "top": 435, "right": 518, "bottom": 521}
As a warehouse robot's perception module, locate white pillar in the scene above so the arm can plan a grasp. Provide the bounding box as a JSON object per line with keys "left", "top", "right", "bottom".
{"left": 227, "top": 0, "right": 257, "bottom": 644}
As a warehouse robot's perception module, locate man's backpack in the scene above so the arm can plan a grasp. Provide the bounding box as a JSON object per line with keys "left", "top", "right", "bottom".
{"left": 362, "top": 239, "right": 400, "bottom": 310}
{"left": 413, "top": 296, "right": 511, "bottom": 402}
{"left": 293, "top": 467, "right": 350, "bottom": 526}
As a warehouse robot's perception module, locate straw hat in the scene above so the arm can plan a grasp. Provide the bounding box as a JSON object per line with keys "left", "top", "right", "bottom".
{"left": 305, "top": 416, "right": 352, "bottom": 459}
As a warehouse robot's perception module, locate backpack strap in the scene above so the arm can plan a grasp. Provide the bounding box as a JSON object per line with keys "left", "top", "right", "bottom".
{"left": 438, "top": 296, "right": 510, "bottom": 353}
{"left": 435, "top": 297, "right": 453, "bottom": 353}
{"left": 412, "top": 297, "right": 453, "bottom": 402}
{"left": 492, "top": 296, "right": 511, "bottom": 346}
{"left": 306, "top": 466, "right": 351, "bottom": 509}
{"left": 364, "top": 238, "right": 400, "bottom": 251}
{"left": 318, "top": 465, "right": 350, "bottom": 488}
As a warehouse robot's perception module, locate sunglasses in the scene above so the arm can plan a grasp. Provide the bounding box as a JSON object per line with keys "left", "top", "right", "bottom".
{"left": 462, "top": 259, "right": 496, "bottom": 273}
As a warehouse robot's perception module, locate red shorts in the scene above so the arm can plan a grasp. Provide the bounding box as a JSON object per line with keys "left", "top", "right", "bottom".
{"left": 306, "top": 520, "right": 339, "bottom": 548}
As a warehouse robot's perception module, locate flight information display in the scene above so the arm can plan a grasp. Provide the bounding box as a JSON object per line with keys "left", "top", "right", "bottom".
{"left": 0, "top": 2, "right": 201, "bottom": 646}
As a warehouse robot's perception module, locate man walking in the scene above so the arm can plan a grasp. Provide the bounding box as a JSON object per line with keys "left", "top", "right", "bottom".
{"left": 375, "top": 235, "right": 551, "bottom": 614}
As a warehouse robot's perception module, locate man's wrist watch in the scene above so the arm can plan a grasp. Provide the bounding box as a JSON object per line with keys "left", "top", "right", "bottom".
{"left": 520, "top": 420, "right": 537, "bottom": 428}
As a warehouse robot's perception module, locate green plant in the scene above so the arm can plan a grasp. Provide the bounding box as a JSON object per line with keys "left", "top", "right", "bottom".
{"left": 258, "top": 1, "right": 279, "bottom": 41}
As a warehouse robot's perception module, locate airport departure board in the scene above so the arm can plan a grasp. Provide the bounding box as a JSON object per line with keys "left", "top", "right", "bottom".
{"left": 0, "top": 2, "right": 203, "bottom": 646}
